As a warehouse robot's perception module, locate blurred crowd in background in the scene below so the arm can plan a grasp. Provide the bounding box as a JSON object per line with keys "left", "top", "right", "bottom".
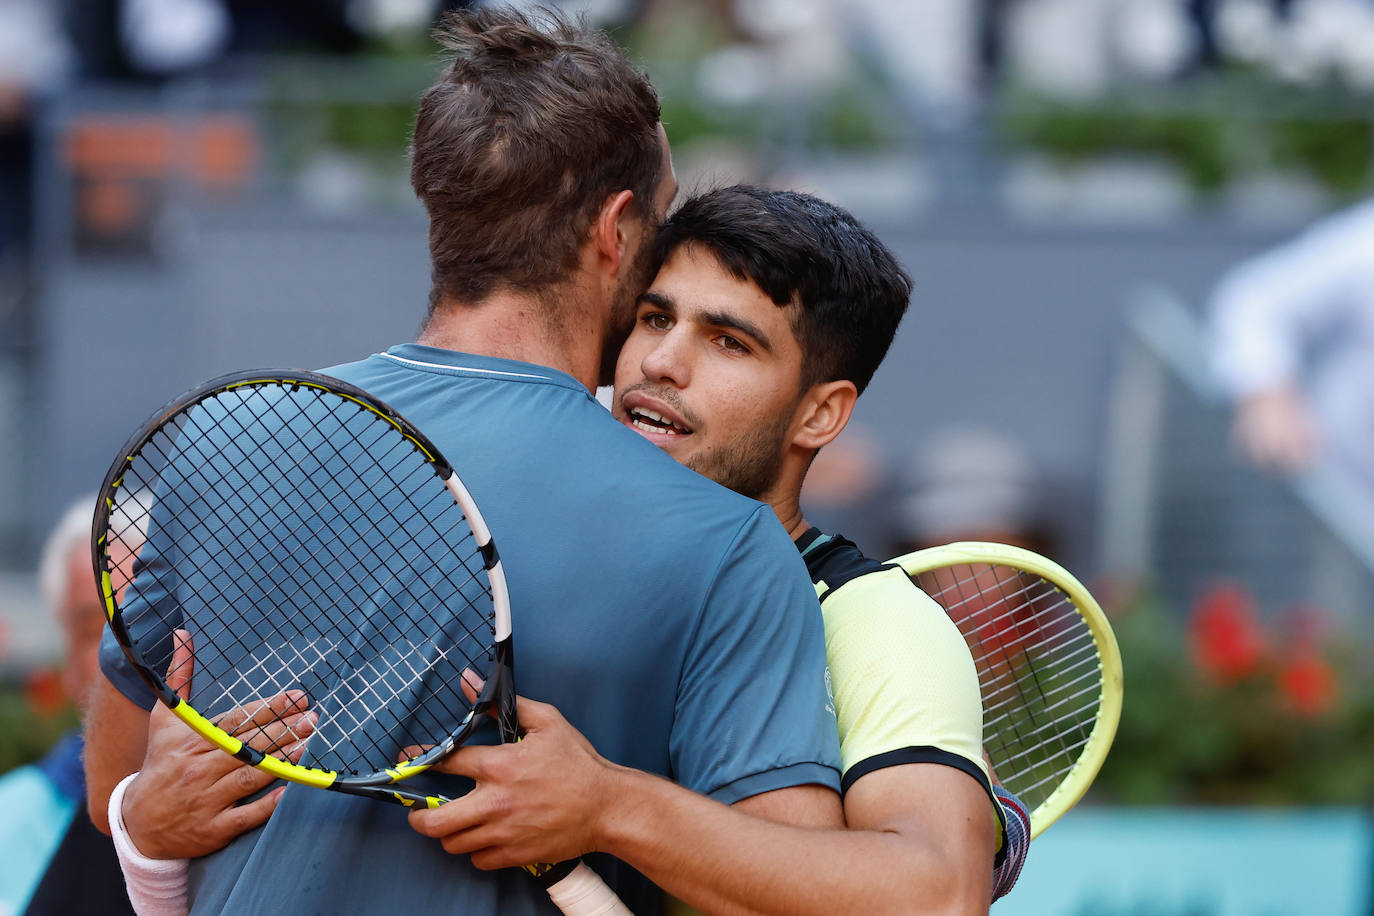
{"left": 0, "top": 1, "right": 1372, "bottom": 912}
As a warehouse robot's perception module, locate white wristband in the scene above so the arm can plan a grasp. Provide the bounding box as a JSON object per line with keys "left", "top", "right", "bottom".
{"left": 108, "top": 772, "right": 191, "bottom": 916}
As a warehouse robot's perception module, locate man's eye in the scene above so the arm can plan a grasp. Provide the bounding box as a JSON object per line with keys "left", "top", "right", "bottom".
{"left": 643, "top": 312, "right": 671, "bottom": 330}
{"left": 719, "top": 335, "right": 748, "bottom": 353}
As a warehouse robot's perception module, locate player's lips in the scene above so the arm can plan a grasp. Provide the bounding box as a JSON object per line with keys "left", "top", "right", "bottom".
{"left": 620, "top": 392, "right": 694, "bottom": 440}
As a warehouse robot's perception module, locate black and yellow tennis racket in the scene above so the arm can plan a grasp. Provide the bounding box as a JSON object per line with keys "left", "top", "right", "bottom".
{"left": 93, "top": 368, "right": 629, "bottom": 916}
{"left": 893, "top": 542, "right": 1123, "bottom": 838}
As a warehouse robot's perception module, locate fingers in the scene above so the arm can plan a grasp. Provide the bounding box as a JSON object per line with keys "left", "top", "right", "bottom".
{"left": 215, "top": 690, "right": 311, "bottom": 737}
{"left": 207, "top": 726, "right": 312, "bottom": 806}
{"left": 210, "top": 784, "right": 287, "bottom": 839}
{"left": 459, "top": 669, "right": 484, "bottom": 707}
{"left": 416, "top": 743, "right": 500, "bottom": 779}
{"left": 193, "top": 728, "right": 312, "bottom": 808}
{"left": 398, "top": 744, "right": 435, "bottom": 763}
{"left": 211, "top": 759, "right": 286, "bottom": 803}
{"left": 166, "top": 629, "right": 195, "bottom": 699}
{"left": 511, "top": 695, "right": 563, "bottom": 731}
{"left": 408, "top": 790, "right": 494, "bottom": 841}
{"left": 239, "top": 710, "right": 318, "bottom": 756}
{"left": 457, "top": 672, "right": 556, "bottom": 733}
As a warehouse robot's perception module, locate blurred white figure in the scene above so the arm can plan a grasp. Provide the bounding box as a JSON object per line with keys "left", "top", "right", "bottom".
{"left": 898, "top": 427, "right": 1050, "bottom": 554}
{"left": 121, "top": 0, "right": 230, "bottom": 75}
{"left": 1209, "top": 199, "right": 1374, "bottom": 499}
{"left": 1007, "top": 0, "right": 1114, "bottom": 99}
{"left": 347, "top": 0, "right": 441, "bottom": 39}
{"left": 843, "top": 0, "right": 980, "bottom": 120}
{"left": 1115, "top": 0, "right": 1194, "bottom": 80}
{"left": 0, "top": 0, "right": 71, "bottom": 101}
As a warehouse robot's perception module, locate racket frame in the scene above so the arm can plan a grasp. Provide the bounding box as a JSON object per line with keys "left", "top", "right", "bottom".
{"left": 891, "top": 541, "right": 1123, "bottom": 839}
{"left": 91, "top": 368, "right": 514, "bottom": 809}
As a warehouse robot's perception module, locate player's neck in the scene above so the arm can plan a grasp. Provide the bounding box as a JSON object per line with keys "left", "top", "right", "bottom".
{"left": 417, "top": 288, "right": 605, "bottom": 392}
{"left": 761, "top": 447, "right": 822, "bottom": 542}
{"left": 759, "top": 480, "right": 809, "bottom": 542}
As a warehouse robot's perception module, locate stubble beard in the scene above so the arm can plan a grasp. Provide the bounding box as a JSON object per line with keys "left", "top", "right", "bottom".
{"left": 685, "top": 411, "right": 793, "bottom": 502}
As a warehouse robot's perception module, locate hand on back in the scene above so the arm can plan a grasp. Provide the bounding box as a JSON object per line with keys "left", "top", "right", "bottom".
{"left": 121, "top": 630, "right": 317, "bottom": 859}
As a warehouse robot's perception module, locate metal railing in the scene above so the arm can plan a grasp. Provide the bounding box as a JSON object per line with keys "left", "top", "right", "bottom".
{"left": 1099, "top": 286, "right": 1374, "bottom": 633}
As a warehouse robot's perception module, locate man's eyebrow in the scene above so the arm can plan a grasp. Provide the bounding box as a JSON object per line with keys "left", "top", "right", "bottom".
{"left": 703, "top": 310, "right": 773, "bottom": 352}
{"left": 638, "top": 290, "right": 773, "bottom": 352}
{"left": 638, "top": 290, "right": 674, "bottom": 312}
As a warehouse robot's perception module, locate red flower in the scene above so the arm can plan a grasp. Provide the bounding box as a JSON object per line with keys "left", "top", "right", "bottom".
{"left": 1190, "top": 582, "right": 1268, "bottom": 684}
{"left": 24, "top": 667, "right": 67, "bottom": 716}
{"left": 1278, "top": 646, "right": 1338, "bottom": 717}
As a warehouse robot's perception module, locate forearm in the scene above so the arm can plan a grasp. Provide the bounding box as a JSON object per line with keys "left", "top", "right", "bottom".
{"left": 109, "top": 773, "right": 191, "bottom": 916}
{"left": 84, "top": 675, "right": 152, "bottom": 833}
{"left": 598, "top": 767, "right": 988, "bottom": 916}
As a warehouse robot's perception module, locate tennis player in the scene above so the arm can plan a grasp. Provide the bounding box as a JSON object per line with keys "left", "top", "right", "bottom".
{"left": 403, "top": 185, "right": 1031, "bottom": 913}
{"left": 111, "top": 186, "right": 1031, "bottom": 913}
{"left": 83, "top": 11, "right": 844, "bottom": 915}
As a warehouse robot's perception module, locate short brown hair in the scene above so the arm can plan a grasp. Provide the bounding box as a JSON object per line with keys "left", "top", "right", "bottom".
{"left": 411, "top": 6, "right": 662, "bottom": 310}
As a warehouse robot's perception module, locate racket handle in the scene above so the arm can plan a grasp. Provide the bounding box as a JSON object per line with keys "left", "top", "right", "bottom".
{"left": 544, "top": 861, "right": 634, "bottom": 916}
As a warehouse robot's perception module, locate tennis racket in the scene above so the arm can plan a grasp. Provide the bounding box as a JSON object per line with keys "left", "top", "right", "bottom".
{"left": 892, "top": 542, "right": 1123, "bottom": 839}
{"left": 92, "top": 368, "right": 630, "bottom": 916}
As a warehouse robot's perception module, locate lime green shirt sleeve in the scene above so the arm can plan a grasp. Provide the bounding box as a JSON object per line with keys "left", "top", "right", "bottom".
{"left": 816, "top": 566, "right": 987, "bottom": 788}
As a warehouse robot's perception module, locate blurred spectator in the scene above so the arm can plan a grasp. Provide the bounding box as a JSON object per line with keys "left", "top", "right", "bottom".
{"left": 119, "top": 0, "right": 231, "bottom": 77}
{"left": 1209, "top": 197, "right": 1374, "bottom": 517}
{"left": 894, "top": 426, "right": 1056, "bottom": 555}
{"left": 798, "top": 423, "right": 893, "bottom": 556}
{"left": 0, "top": 0, "right": 71, "bottom": 259}
{"left": 0, "top": 496, "right": 136, "bottom": 916}
{"left": 976, "top": 0, "right": 1016, "bottom": 88}
{"left": 1184, "top": 0, "right": 1297, "bottom": 72}
{"left": 65, "top": 0, "right": 450, "bottom": 84}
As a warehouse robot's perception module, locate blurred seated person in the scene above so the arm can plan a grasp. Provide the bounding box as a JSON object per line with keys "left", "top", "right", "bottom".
{"left": 1209, "top": 199, "right": 1374, "bottom": 508}
{"left": 0, "top": 0, "right": 71, "bottom": 259}
{"left": 894, "top": 426, "right": 1055, "bottom": 555}
{"left": 0, "top": 497, "right": 137, "bottom": 916}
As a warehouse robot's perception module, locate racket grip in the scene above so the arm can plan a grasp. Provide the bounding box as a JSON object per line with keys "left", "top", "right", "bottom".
{"left": 544, "top": 861, "right": 634, "bottom": 916}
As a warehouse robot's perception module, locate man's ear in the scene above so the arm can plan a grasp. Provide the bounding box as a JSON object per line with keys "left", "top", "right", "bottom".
{"left": 592, "top": 189, "right": 637, "bottom": 277}
{"left": 792, "top": 380, "right": 858, "bottom": 451}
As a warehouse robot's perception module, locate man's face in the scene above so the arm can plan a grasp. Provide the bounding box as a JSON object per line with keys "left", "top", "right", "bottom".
{"left": 600, "top": 124, "right": 678, "bottom": 386}
{"left": 613, "top": 245, "right": 806, "bottom": 500}
{"left": 58, "top": 548, "right": 109, "bottom": 709}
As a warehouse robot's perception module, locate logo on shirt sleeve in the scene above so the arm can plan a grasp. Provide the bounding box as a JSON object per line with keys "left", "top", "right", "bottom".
{"left": 824, "top": 666, "right": 836, "bottom": 718}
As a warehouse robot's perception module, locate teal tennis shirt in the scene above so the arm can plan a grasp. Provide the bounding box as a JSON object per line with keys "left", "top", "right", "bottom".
{"left": 99, "top": 344, "right": 840, "bottom": 915}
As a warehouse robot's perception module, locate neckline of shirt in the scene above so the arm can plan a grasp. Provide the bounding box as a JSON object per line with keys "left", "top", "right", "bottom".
{"left": 377, "top": 344, "right": 589, "bottom": 394}
{"left": 796, "top": 527, "right": 832, "bottom": 558}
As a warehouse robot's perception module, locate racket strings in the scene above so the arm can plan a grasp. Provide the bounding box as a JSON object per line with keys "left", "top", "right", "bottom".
{"left": 105, "top": 400, "right": 480, "bottom": 767}
{"left": 101, "top": 381, "right": 501, "bottom": 778}
{"left": 915, "top": 564, "right": 1102, "bottom": 811}
{"left": 235, "top": 389, "right": 493, "bottom": 767}
{"left": 179, "top": 440, "right": 482, "bottom": 765}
